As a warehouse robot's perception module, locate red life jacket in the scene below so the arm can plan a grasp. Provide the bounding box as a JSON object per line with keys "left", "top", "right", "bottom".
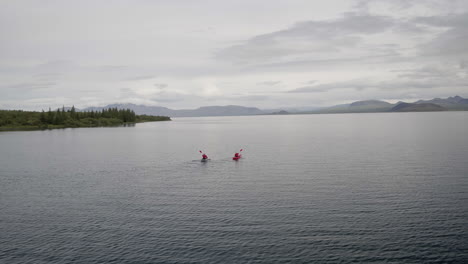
{"left": 202, "top": 154, "right": 208, "bottom": 159}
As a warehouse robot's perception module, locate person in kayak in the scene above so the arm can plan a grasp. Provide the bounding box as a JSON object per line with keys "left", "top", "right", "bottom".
{"left": 234, "top": 152, "right": 240, "bottom": 158}
{"left": 202, "top": 153, "right": 208, "bottom": 160}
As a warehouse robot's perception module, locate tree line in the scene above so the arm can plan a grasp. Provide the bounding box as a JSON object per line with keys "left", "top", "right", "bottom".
{"left": 0, "top": 107, "right": 170, "bottom": 130}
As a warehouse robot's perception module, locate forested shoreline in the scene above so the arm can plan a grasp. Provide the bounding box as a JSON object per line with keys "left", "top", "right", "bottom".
{"left": 0, "top": 107, "right": 171, "bottom": 131}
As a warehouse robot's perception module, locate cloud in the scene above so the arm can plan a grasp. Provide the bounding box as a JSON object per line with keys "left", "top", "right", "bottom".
{"left": 124, "top": 75, "right": 157, "bottom": 81}
{"left": 392, "top": 66, "right": 458, "bottom": 79}
{"left": 412, "top": 13, "right": 468, "bottom": 57}
{"left": 216, "top": 13, "right": 396, "bottom": 65}
{"left": 288, "top": 73, "right": 468, "bottom": 93}
{"left": 150, "top": 91, "right": 186, "bottom": 103}
{"left": 2, "top": 1, "right": 468, "bottom": 110}
{"left": 288, "top": 81, "right": 373, "bottom": 93}
{"left": 4, "top": 81, "right": 57, "bottom": 91}
{"left": 460, "top": 60, "right": 468, "bottom": 69}
{"left": 233, "top": 95, "right": 269, "bottom": 101}
{"left": 289, "top": 85, "right": 335, "bottom": 93}
{"left": 32, "top": 60, "right": 79, "bottom": 74}
{"left": 119, "top": 87, "right": 137, "bottom": 97}
{"left": 154, "top": 83, "right": 168, "bottom": 89}
{"left": 147, "top": 87, "right": 190, "bottom": 103}
{"left": 256, "top": 81, "right": 282, "bottom": 86}
{"left": 96, "top": 65, "right": 128, "bottom": 72}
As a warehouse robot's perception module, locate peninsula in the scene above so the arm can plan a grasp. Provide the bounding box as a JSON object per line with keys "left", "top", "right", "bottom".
{"left": 0, "top": 107, "right": 171, "bottom": 131}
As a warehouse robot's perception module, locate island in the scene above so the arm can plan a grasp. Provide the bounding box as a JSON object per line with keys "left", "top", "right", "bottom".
{"left": 0, "top": 107, "right": 171, "bottom": 131}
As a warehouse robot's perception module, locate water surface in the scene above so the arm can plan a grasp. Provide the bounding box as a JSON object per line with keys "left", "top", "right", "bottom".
{"left": 1, "top": 112, "right": 467, "bottom": 263}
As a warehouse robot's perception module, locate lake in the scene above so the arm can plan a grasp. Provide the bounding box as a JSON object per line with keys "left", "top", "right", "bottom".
{"left": 1, "top": 112, "right": 467, "bottom": 263}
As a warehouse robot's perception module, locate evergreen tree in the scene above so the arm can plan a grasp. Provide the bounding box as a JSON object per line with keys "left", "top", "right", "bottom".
{"left": 39, "top": 110, "right": 46, "bottom": 124}
{"left": 70, "top": 105, "right": 76, "bottom": 119}
{"left": 47, "top": 108, "right": 53, "bottom": 124}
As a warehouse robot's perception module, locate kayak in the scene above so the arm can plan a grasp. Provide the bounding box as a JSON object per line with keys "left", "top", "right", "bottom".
{"left": 201, "top": 158, "right": 210, "bottom": 162}
{"left": 232, "top": 155, "right": 242, "bottom": 160}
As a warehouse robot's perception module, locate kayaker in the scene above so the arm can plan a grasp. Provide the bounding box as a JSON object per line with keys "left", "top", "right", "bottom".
{"left": 202, "top": 153, "right": 208, "bottom": 160}
{"left": 234, "top": 153, "right": 239, "bottom": 158}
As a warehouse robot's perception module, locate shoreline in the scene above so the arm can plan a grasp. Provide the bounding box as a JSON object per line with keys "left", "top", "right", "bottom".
{"left": 0, "top": 120, "right": 170, "bottom": 132}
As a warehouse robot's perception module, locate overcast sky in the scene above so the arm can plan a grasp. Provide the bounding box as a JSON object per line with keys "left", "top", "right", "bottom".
{"left": 1, "top": 0, "right": 468, "bottom": 110}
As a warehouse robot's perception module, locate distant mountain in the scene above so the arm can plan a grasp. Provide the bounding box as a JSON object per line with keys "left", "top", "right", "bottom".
{"left": 313, "top": 100, "right": 393, "bottom": 113}
{"left": 263, "top": 106, "right": 320, "bottom": 113}
{"left": 269, "top": 110, "right": 290, "bottom": 115}
{"left": 349, "top": 100, "right": 393, "bottom": 107}
{"left": 414, "top": 96, "right": 468, "bottom": 110}
{"left": 82, "top": 104, "right": 265, "bottom": 117}
{"left": 303, "top": 96, "right": 467, "bottom": 114}
{"left": 176, "top": 105, "right": 265, "bottom": 117}
{"left": 78, "top": 95, "right": 467, "bottom": 117}
{"left": 391, "top": 103, "right": 446, "bottom": 112}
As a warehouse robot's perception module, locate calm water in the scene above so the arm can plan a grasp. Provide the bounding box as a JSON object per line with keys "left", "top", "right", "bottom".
{"left": 1, "top": 112, "right": 467, "bottom": 263}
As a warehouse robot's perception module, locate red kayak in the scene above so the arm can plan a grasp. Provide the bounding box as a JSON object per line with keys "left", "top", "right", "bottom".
{"left": 232, "top": 154, "right": 242, "bottom": 160}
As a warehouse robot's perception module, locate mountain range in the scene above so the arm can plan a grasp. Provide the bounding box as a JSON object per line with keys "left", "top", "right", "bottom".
{"left": 79, "top": 96, "right": 468, "bottom": 117}
{"left": 305, "top": 96, "right": 468, "bottom": 114}
{"left": 83, "top": 104, "right": 265, "bottom": 117}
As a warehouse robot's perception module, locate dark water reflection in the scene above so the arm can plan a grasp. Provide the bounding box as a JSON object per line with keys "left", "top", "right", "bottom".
{"left": 1, "top": 112, "right": 467, "bottom": 263}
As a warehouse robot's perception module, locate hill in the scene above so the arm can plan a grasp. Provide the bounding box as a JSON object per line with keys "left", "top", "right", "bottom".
{"left": 414, "top": 96, "right": 468, "bottom": 110}
{"left": 390, "top": 103, "right": 446, "bottom": 112}
{"left": 303, "top": 96, "right": 466, "bottom": 114}
{"left": 312, "top": 100, "right": 393, "bottom": 114}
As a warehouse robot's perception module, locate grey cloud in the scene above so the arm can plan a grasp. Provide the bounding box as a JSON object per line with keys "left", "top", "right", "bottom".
{"left": 151, "top": 90, "right": 186, "bottom": 103}
{"left": 125, "top": 75, "right": 157, "bottom": 81}
{"left": 119, "top": 88, "right": 137, "bottom": 97}
{"left": 413, "top": 12, "right": 468, "bottom": 27}
{"left": 413, "top": 13, "right": 468, "bottom": 56}
{"left": 3, "top": 81, "right": 57, "bottom": 91}
{"left": 0, "top": 81, "right": 58, "bottom": 101}
{"left": 460, "top": 60, "right": 468, "bottom": 69}
{"left": 234, "top": 95, "right": 269, "bottom": 101}
{"left": 33, "top": 60, "right": 78, "bottom": 74}
{"left": 151, "top": 97, "right": 183, "bottom": 103}
{"left": 288, "top": 76, "right": 467, "bottom": 93}
{"left": 288, "top": 81, "right": 373, "bottom": 93}
{"left": 289, "top": 86, "right": 333, "bottom": 93}
{"left": 216, "top": 13, "right": 395, "bottom": 64}
{"left": 353, "top": 0, "right": 411, "bottom": 11}
{"left": 97, "top": 65, "right": 128, "bottom": 72}
{"left": 393, "top": 66, "right": 457, "bottom": 79}
{"left": 354, "top": 0, "right": 468, "bottom": 16}
{"left": 246, "top": 53, "right": 399, "bottom": 72}
{"left": 202, "top": 94, "right": 270, "bottom": 103}
{"left": 262, "top": 12, "right": 394, "bottom": 38}
{"left": 154, "top": 83, "right": 168, "bottom": 89}
{"left": 0, "top": 60, "right": 77, "bottom": 76}
{"left": 256, "top": 81, "right": 281, "bottom": 86}
{"left": 32, "top": 73, "right": 62, "bottom": 79}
